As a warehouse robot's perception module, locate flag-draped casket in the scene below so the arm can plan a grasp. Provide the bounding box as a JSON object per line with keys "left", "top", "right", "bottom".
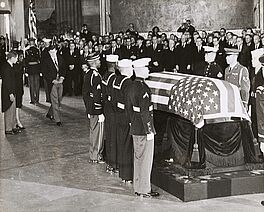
{"left": 146, "top": 72, "right": 250, "bottom": 128}
{"left": 145, "top": 72, "right": 260, "bottom": 168}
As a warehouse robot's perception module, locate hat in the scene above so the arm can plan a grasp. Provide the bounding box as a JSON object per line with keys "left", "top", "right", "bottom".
{"left": 28, "top": 37, "right": 36, "bottom": 42}
{"left": 182, "top": 19, "right": 187, "bottom": 24}
{"left": 118, "top": 59, "right": 133, "bottom": 68}
{"left": 137, "top": 36, "right": 144, "bottom": 41}
{"left": 204, "top": 46, "right": 218, "bottom": 53}
{"left": 106, "top": 54, "right": 119, "bottom": 63}
{"left": 224, "top": 48, "right": 240, "bottom": 55}
{"left": 259, "top": 54, "right": 264, "bottom": 64}
{"left": 133, "top": 58, "right": 151, "bottom": 68}
{"left": 43, "top": 38, "right": 51, "bottom": 43}
{"left": 87, "top": 53, "right": 100, "bottom": 62}
{"left": 251, "top": 48, "right": 264, "bottom": 59}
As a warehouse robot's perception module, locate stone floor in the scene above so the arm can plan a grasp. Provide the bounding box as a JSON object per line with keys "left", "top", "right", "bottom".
{"left": 0, "top": 87, "right": 263, "bottom": 212}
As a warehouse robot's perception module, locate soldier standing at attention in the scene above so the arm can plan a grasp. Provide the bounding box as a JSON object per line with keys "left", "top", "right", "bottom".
{"left": 126, "top": 58, "right": 159, "bottom": 198}
{"left": 25, "top": 38, "right": 41, "bottom": 104}
{"left": 83, "top": 54, "right": 105, "bottom": 163}
{"left": 102, "top": 54, "right": 118, "bottom": 172}
{"left": 225, "top": 48, "right": 250, "bottom": 109}
{"left": 196, "top": 46, "right": 223, "bottom": 79}
{"left": 113, "top": 59, "right": 134, "bottom": 183}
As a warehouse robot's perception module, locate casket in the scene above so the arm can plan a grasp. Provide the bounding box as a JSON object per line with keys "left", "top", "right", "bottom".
{"left": 146, "top": 72, "right": 261, "bottom": 168}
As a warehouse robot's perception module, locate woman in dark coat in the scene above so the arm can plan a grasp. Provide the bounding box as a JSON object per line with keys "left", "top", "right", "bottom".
{"left": 14, "top": 50, "right": 25, "bottom": 129}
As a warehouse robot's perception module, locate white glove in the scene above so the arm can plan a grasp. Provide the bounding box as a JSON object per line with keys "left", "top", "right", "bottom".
{"left": 87, "top": 114, "right": 91, "bottom": 119}
{"left": 217, "top": 72, "right": 223, "bottom": 78}
{"left": 260, "top": 143, "right": 264, "bottom": 154}
{"left": 187, "top": 65, "right": 191, "bottom": 70}
{"left": 98, "top": 114, "right": 105, "bottom": 123}
{"left": 153, "top": 61, "right": 159, "bottom": 67}
{"left": 147, "top": 133, "right": 154, "bottom": 141}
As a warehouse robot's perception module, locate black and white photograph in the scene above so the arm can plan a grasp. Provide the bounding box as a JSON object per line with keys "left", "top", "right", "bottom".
{"left": 0, "top": 0, "right": 264, "bottom": 211}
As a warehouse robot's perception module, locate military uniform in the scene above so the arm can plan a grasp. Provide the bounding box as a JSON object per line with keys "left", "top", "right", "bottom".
{"left": 25, "top": 45, "right": 41, "bottom": 103}
{"left": 253, "top": 68, "right": 264, "bottom": 144}
{"left": 126, "top": 77, "right": 156, "bottom": 194}
{"left": 225, "top": 62, "right": 250, "bottom": 106}
{"left": 83, "top": 67, "right": 104, "bottom": 161}
{"left": 102, "top": 71, "right": 117, "bottom": 169}
{"left": 112, "top": 75, "right": 133, "bottom": 181}
{"left": 197, "top": 61, "right": 223, "bottom": 79}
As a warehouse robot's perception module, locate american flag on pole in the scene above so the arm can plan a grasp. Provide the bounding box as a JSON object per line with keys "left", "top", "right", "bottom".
{"left": 28, "top": 0, "right": 37, "bottom": 39}
{"left": 145, "top": 72, "right": 250, "bottom": 128}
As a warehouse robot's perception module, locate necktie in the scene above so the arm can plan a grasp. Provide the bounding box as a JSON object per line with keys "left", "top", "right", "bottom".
{"left": 53, "top": 57, "right": 58, "bottom": 71}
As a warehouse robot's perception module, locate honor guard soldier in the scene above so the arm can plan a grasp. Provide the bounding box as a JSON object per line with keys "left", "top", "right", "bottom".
{"left": 113, "top": 59, "right": 134, "bottom": 183}
{"left": 225, "top": 48, "right": 251, "bottom": 109}
{"left": 254, "top": 54, "right": 264, "bottom": 155}
{"left": 102, "top": 54, "right": 118, "bottom": 172}
{"left": 82, "top": 53, "right": 105, "bottom": 163}
{"left": 126, "top": 58, "right": 159, "bottom": 198}
{"left": 250, "top": 49, "right": 264, "bottom": 139}
{"left": 25, "top": 37, "right": 41, "bottom": 104}
{"left": 196, "top": 46, "right": 223, "bottom": 79}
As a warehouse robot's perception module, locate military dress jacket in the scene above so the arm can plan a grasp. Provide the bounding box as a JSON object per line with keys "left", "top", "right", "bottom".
{"left": 83, "top": 68, "right": 103, "bottom": 116}
{"left": 25, "top": 46, "right": 41, "bottom": 75}
{"left": 225, "top": 62, "right": 250, "bottom": 104}
{"left": 126, "top": 78, "right": 156, "bottom": 136}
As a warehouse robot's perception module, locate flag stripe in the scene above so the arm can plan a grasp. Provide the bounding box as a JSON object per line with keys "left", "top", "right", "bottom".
{"left": 29, "top": 0, "right": 37, "bottom": 39}
{"left": 152, "top": 94, "right": 170, "bottom": 105}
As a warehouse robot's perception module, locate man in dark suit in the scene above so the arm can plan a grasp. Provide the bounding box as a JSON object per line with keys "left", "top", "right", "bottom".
{"left": 42, "top": 45, "right": 66, "bottom": 126}
{"left": 64, "top": 42, "right": 80, "bottom": 96}
{"left": 175, "top": 35, "right": 194, "bottom": 74}
{"left": 134, "top": 36, "right": 146, "bottom": 60}
{"left": 1, "top": 51, "right": 20, "bottom": 135}
{"left": 147, "top": 35, "right": 163, "bottom": 72}
{"left": 122, "top": 38, "right": 136, "bottom": 60}
{"left": 219, "top": 28, "right": 227, "bottom": 48}
{"left": 253, "top": 34, "right": 263, "bottom": 50}
{"left": 193, "top": 37, "right": 205, "bottom": 74}
{"left": 213, "top": 36, "right": 228, "bottom": 71}
{"left": 105, "top": 39, "right": 122, "bottom": 59}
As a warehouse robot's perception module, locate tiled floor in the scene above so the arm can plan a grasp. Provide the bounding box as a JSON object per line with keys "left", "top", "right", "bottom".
{"left": 0, "top": 88, "right": 263, "bottom": 212}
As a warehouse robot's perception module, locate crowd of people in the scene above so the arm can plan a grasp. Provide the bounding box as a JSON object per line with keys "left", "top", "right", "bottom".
{"left": 1, "top": 19, "right": 264, "bottom": 199}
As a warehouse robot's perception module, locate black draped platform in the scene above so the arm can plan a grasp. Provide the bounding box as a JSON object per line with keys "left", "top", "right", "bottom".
{"left": 152, "top": 111, "right": 264, "bottom": 201}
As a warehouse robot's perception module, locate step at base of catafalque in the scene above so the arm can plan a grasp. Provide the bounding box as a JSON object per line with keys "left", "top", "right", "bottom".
{"left": 151, "top": 162, "right": 264, "bottom": 202}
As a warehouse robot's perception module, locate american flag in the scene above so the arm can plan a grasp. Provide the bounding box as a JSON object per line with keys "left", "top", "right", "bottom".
{"left": 145, "top": 72, "right": 250, "bottom": 128}
{"left": 28, "top": 0, "right": 37, "bottom": 39}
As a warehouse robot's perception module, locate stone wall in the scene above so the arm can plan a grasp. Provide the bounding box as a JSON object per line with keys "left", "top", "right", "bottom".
{"left": 110, "top": 0, "right": 254, "bottom": 33}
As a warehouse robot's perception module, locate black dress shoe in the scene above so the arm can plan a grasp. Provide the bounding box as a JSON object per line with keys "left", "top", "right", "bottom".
{"left": 12, "top": 128, "right": 21, "bottom": 133}
{"left": 261, "top": 201, "right": 264, "bottom": 206}
{"left": 56, "top": 122, "right": 62, "bottom": 126}
{"left": 135, "top": 191, "right": 159, "bottom": 198}
{"left": 46, "top": 114, "right": 54, "bottom": 121}
{"left": 5, "top": 130, "right": 15, "bottom": 135}
{"left": 16, "top": 125, "right": 25, "bottom": 130}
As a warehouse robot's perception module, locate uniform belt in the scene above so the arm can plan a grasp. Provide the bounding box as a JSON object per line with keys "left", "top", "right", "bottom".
{"left": 117, "top": 102, "right": 125, "bottom": 110}
{"left": 133, "top": 105, "right": 153, "bottom": 112}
